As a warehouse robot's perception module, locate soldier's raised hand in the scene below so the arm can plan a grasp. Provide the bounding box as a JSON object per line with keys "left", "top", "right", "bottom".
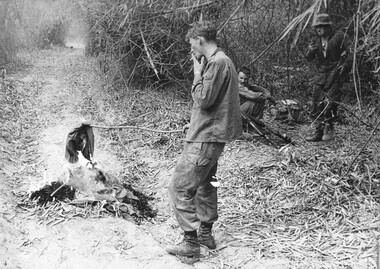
{"left": 308, "top": 40, "right": 318, "bottom": 51}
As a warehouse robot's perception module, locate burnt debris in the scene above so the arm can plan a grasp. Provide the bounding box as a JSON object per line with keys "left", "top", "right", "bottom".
{"left": 29, "top": 180, "right": 157, "bottom": 222}
{"left": 122, "top": 184, "right": 157, "bottom": 219}
{"left": 30, "top": 181, "right": 75, "bottom": 205}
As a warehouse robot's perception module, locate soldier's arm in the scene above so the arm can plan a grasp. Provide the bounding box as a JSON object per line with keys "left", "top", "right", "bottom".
{"left": 305, "top": 37, "right": 318, "bottom": 62}
{"left": 192, "top": 60, "right": 226, "bottom": 109}
{"left": 251, "top": 84, "right": 271, "bottom": 97}
{"left": 239, "top": 85, "right": 264, "bottom": 101}
{"left": 340, "top": 33, "right": 353, "bottom": 74}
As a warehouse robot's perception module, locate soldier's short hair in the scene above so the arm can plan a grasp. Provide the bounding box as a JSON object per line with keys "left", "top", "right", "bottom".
{"left": 238, "top": 66, "right": 251, "bottom": 76}
{"left": 186, "top": 21, "right": 217, "bottom": 42}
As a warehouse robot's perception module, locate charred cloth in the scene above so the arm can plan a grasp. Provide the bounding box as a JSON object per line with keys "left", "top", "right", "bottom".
{"left": 30, "top": 181, "right": 75, "bottom": 205}
{"left": 64, "top": 122, "right": 95, "bottom": 163}
{"left": 29, "top": 166, "right": 157, "bottom": 222}
{"left": 100, "top": 183, "right": 158, "bottom": 221}
{"left": 122, "top": 184, "right": 156, "bottom": 218}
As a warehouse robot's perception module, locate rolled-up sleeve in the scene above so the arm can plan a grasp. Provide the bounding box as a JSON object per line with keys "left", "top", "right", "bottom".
{"left": 239, "top": 86, "right": 263, "bottom": 100}
{"left": 191, "top": 60, "right": 226, "bottom": 109}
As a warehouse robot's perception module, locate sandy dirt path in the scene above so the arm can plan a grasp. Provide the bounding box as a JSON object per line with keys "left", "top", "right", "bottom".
{"left": 0, "top": 47, "right": 193, "bottom": 269}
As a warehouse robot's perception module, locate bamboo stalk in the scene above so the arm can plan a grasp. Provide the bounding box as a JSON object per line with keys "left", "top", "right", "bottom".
{"left": 217, "top": 0, "right": 246, "bottom": 35}
{"left": 91, "top": 124, "right": 182, "bottom": 133}
{"left": 140, "top": 29, "right": 160, "bottom": 80}
{"left": 352, "top": 0, "right": 362, "bottom": 111}
{"left": 377, "top": 237, "right": 379, "bottom": 269}
{"left": 50, "top": 182, "right": 67, "bottom": 197}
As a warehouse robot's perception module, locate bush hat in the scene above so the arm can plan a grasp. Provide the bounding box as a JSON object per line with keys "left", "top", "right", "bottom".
{"left": 313, "top": 13, "right": 333, "bottom": 27}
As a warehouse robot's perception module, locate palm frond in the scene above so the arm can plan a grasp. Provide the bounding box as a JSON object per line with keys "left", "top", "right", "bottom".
{"left": 278, "top": 0, "right": 323, "bottom": 43}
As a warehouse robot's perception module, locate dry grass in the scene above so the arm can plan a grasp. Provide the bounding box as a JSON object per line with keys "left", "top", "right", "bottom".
{"left": 80, "top": 76, "right": 380, "bottom": 267}
{"left": 2, "top": 48, "right": 379, "bottom": 268}
{"left": 217, "top": 138, "right": 380, "bottom": 267}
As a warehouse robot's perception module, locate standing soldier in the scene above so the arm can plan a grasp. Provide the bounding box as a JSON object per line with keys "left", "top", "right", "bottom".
{"left": 305, "top": 13, "right": 352, "bottom": 142}
{"left": 166, "top": 21, "right": 242, "bottom": 261}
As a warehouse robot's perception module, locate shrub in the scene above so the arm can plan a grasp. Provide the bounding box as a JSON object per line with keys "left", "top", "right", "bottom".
{"left": 35, "top": 19, "right": 68, "bottom": 49}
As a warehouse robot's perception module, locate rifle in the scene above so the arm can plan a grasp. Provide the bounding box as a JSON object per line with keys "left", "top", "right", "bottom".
{"left": 251, "top": 116, "right": 293, "bottom": 144}
{"left": 242, "top": 113, "right": 293, "bottom": 148}
{"left": 241, "top": 113, "right": 278, "bottom": 148}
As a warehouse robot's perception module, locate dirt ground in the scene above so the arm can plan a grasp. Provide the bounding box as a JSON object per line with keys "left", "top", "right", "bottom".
{"left": 0, "top": 46, "right": 378, "bottom": 269}
{"left": 0, "top": 46, "right": 263, "bottom": 269}
{"left": 0, "top": 47, "right": 196, "bottom": 269}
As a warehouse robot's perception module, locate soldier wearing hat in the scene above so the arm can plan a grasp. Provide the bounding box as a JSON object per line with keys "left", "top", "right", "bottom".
{"left": 305, "top": 13, "right": 353, "bottom": 142}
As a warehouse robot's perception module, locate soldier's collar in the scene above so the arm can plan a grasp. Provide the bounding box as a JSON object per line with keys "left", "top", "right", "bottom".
{"left": 210, "top": 48, "right": 222, "bottom": 58}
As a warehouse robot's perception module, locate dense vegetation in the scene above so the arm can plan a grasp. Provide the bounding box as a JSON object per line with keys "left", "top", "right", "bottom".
{"left": 1, "top": 0, "right": 378, "bottom": 106}
{"left": 78, "top": 0, "right": 379, "bottom": 106}
{"left": 1, "top": 0, "right": 379, "bottom": 267}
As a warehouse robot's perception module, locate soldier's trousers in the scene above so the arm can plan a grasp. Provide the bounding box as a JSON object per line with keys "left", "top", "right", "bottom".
{"left": 311, "top": 81, "right": 343, "bottom": 124}
{"left": 169, "top": 142, "right": 225, "bottom": 232}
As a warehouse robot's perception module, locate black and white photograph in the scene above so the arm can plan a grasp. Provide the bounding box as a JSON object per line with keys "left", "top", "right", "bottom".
{"left": 0, "top": 0, "right": 379, "bottom": 268}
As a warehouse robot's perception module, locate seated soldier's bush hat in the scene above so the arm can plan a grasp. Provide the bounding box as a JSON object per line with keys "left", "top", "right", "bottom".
{"left": 313, "top": 13, "right": 333, "bottom": 27}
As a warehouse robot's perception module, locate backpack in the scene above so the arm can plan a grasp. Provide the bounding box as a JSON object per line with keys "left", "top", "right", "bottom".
{"left": 271, "top": 99, "right": 303, "bottom": 122}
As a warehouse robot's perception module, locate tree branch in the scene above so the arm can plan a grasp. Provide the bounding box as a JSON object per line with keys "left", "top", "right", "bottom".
{"left": 90, "top": 124, "right": 182, "bottom": 134}
{"left": 343, "top": 120, "right": 380, "bottom": 177}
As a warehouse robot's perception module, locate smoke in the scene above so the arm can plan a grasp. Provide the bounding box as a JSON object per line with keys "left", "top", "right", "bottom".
{"left": 64, "top": 17, "right": 88, "bottom": 49}
{"left": 62, "top": 1, "right": 88, "bottom": 49}
{"left": 0, "top": 0, "right": 89, "bottom": 52}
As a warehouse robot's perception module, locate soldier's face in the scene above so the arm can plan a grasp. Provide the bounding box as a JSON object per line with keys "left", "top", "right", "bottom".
{"left": 315, "top": 25, "right": 328, "bottom": 37}
{"left": 189, "top": 37, "right": 203, "bottom": 62}
{"left": 238, "top": 72, "right": 249, "bottom": 87}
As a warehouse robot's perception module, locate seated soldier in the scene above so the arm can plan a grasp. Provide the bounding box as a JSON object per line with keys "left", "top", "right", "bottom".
{"left": 238, "top": 67, "right": 275, "bottom": 120}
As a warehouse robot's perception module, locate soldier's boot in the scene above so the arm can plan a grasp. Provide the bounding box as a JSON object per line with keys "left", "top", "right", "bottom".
{"left": 322, "top": 123, "right": 334, "bottom": 141}
{"left": 198, "top": 222, "right": 216, "bottom": 249}
{"left": 166, "top": 231, "right": 200, "bottom": 258}
{"left": 305, "top": 124, "right": 323, "bottom": 142}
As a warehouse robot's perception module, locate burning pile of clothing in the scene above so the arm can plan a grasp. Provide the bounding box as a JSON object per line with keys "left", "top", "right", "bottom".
{"left": 30, "top": 122, "right": 157, "bottom": 221}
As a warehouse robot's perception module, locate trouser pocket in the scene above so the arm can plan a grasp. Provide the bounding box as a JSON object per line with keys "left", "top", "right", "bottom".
{"left": 185, "top": 142, "right": 210, "bottom": 166}
{"left": 185, "top": 142, "right": 224, "bottom": 167}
